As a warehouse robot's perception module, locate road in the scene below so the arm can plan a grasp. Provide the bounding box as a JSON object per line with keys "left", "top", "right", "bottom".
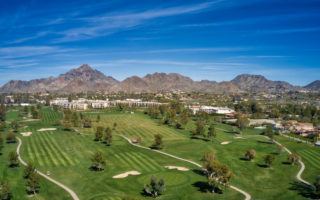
{"left": 16, "top": 137, "right": 80, "bottom": 200}
{"left": 118, "top": 134, "right": 252, "bottom": 200}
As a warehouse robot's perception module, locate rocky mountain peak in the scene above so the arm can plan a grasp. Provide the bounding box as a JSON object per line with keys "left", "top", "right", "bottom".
{"left": 60, "top": 64, "right": 107, "bottom": 81}
{"left": 304, "top": 80, "right": 320, "bottom": 91}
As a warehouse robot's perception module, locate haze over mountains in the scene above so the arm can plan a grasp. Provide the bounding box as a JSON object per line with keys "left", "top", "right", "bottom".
{"left": 0, "top": 64, "right": 318, "bottom": 93}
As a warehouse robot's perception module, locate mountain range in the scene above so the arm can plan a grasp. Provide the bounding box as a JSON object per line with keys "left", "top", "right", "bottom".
{"left": 0, "top": 64, "right": 318, "bottom": 93}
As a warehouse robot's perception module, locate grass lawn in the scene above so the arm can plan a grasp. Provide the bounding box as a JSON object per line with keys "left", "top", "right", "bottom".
{"left": 275, "top": 136, "right": 320, "bottom": 183}
{"left": 1, "top": 112, "right": 71, "bottom": 200}
{"left": 18, "top": 108, "right": 241, "bottom": 200}
{"left": 7, "top": 107, "right": 319, "bottom": 200}
{"left": 79, "top": 110, "right": 316, "bottom": 200}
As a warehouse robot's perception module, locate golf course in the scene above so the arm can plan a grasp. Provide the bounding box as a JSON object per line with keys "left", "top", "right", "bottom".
{"left": 1, "top": 106, "right": 319, "bottom": 199}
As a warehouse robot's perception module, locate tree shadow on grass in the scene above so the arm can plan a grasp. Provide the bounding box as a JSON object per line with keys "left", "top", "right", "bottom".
{"left": 140, "top": 189, "right": 149, "bottom": 197}
{"left": 282, "top": 161, "right": 292, "bottom": 165}
{"left": 257, "top": 140, "right": 273, "bottom": 144}
{"left": 192, "top": 169, "right": 205, "bottom": 176}
{"left": 190, "top": 136, "right": 211, "bottom": 142}
{"left": 257, "top": 163, "right": 269, "bottom": 168}
{"left": 192, "top": 181, "right": 223, "bottom": 194}
{"left": 239, "top": 157, "right": 249, "bottom": 161}
{"left": 289, "top": 181, "right": 317, "bottom": 199}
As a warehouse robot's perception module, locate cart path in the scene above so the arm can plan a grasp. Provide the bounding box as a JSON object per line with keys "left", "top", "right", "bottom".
{"left": 16, "top": 137, "right": 80, "bottom": 200}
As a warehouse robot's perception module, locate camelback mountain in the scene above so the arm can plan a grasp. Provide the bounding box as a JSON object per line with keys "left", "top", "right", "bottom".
{"left": 0, "top": 64, "right": 317, "bottom": 93}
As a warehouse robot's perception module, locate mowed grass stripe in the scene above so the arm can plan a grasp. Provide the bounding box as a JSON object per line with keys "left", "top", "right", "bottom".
{"left": 123, "top": 152, "right": 149, "bottom": 172}
{"left": 127, "top": 129, "right": 147, "bottom": 142}
{"left": 126, "top": 152, "right": 158, "bottom": 171}
{"left": 35, "top": 133, "right": 60, "bottom": 167}
{"left": 114, "top": 154, "right": 130, "bottom": 167}
{"left": 137, "top": 153, "right": 164, "bottom": 171}
{"left": 26, "top": 140, "right": 37, "bottom": 164}
{"left": 31, "top": 134, "right": 52, "bottom": 167}
{"left": 44, "top": 133, "right": 77, "bottom": 165}
{"left": 300, "top": 149, "right": 320, "bottom": 157}
{"left": 62, "top": 132, "right": 87, "bottom": 159}
{"left": 119, "top": 153, "right": 143, "bottom": 170}
{"left": 299, "top": 151, "right": 320, "bottom": 168}
{"left": 136, "top": 127, "right": 157, "bottom": 138}
{"left": 28, "top": 136, "right": 46, "bottom": 167}
{"left": 129, "top": 128, "right": 147, "bottom": 140}
{"left": 37, "top": 133, "right": 66, "bottom": 167}
{"left": 146, "top": 126, "right": 176, "bottom": 138}
{"left": 127, "top": 152, "right": 157, "bottom": 171}
{"left": 41, "top": 133, "right": 72, "bottom": 166}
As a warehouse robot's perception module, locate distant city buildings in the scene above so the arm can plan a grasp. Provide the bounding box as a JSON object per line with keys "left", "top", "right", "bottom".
{"left": 188, "top": 105, "right": 235, "bottom": 116}
{"left": 50, "top": 98, "right": 165, "bottom": 110}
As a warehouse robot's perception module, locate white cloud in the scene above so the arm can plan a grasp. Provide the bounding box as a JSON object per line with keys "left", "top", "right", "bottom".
{"left": 0, "top": 46, "right": 73, "bottom": 59}
{"left": 54, "top": 1, "right": 220, "bottom": 42}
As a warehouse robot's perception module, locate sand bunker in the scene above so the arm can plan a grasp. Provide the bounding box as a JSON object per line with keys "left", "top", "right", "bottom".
{"left": 21, "top": 132, "right": 32, "bottom": 137}
{"left": 112, "top": 171, "right": 141, "bottom": 179}
{"left": 23, "top": 119, "right": 40, "bottom": 122}
{"left": 37, "top": 128, "right": 57, "bottom": 132}
{"left": 221, "top": 141, "right": 231, "bottom": 145}
{"left": 234, "top": 136, "right": 244, "bottom": 139}
{"left": 165, "top": 166, "right": 189, "bottom": 171}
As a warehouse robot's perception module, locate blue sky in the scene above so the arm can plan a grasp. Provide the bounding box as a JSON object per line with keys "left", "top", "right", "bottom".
{"left": 0, "top": 0, "right": 319, "bottom": 86}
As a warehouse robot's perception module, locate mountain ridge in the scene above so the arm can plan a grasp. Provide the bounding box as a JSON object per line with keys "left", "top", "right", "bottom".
{"left": 0, "top": 64, "right": 316, "bottom": 93}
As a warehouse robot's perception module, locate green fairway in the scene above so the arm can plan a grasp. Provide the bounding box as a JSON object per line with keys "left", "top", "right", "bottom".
{"left": 6, "top": 107, "right": 319, "bottom": 200}
{"left": 0, "top": 132, "right": 71, "bottom": 200}
{"left": 275, "top": 136, "right": 320, "bottom": 183}
{"left": 78, "top": 110, "right": 316, "bottom": 199}
{"left": 16, "top": 108, "right": 241, "bottom": 199}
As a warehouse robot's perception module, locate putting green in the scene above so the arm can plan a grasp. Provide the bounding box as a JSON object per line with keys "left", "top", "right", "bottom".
{"left": 137, "top": 171, "right": 190, "bottom": 186}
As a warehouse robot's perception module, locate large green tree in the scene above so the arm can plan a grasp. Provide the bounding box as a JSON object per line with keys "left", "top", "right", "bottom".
{"left": 71, "top": 112, "right": 80, "bottom": 127}
{"left": 264, "top": 125, "right": 274, "bottom": 142}
{"left": 62, "top": 109, "right": 72, "bottom": 130}
{"left": 244, "top": 149, "right": 256, "bottom": 161}
{"left": 90, "top": 151, "right": 106, "bottom": 171}
{"left": 236, "top": 114, "right": 249, "bottom": 130}
{"left": 6, "top": 132, "right": 16, "bottom": 144}
{"left": 26, "top": 172, "right": 40, "bottom": 195}
{"left": 24, "top": 162, "right": 36, "bottom": 179}
{"left": 207, "top": 124, "right": 217, "bottom": 140}
{"left": 287, "top": 153, "right": 300, "bottom": 165}
{"left": 264, "top": 154, "right": 275, "bottom": 167}
{"left": 193, "top": 120, "right": 205, "bottom": 137}
{"left": 0, "top": 104, "right": 6, "bottom": 122}
{"left": 10, "top": 121, "right": 19, "bottom": 133}
{"left": 204, "top": 158, "right": 232, "bottom": 193}
{"left": 152, "top": 134, "right": 163, "bottom": 149}
{"left": 0, "top": 181, "right": 12, "bottom": 200}
{"left": 94, "top": 126, "right": 104, "bottom": 141}
{"left": 104, "top": 127, "right": 112, "bottom": 146}
{"left": 144, "top": 176, "right": 165, "bottom": 198}
{"left": 8, "top": 151, "right": 19, "bottom": 168}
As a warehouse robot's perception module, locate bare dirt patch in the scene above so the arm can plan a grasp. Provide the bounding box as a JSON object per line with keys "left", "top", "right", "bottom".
{"left": 112, "top": 171, "right": 141, "bottom": 179}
